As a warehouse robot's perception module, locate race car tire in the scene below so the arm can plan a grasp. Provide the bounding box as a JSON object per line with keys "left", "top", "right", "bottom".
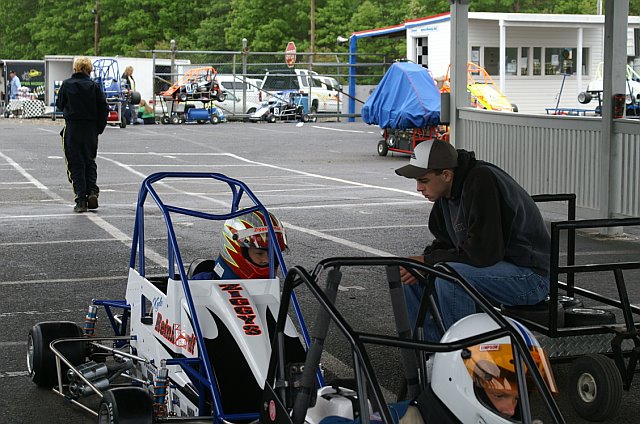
{"left": 210, "top": 114, "right": 220, "bottom": 125}
{"left": 511, "top": 103, "right": 518, "bottom": 112}
{"left": 178, "top": 93, "right": 188, "bottom": 102}
{"left": 217, "top": 92, "right": 226, "bottom": 102}
{"left": 377, "top": 140, "right": 388, "bottom": 156}
{"left": 129, "top": 91, "right": 141, "bottom": 105}
{"left": 578, "top": 91, "right": 593, "bottom": 104}
{"left": 161, "top": 116, "right": 170, "bottom": 125}
{"left": 302, "top": 114, "right": 310, "bottom": 123}
{"left": 171, "top": 115, "right": 180, "bottom": 125}
{"left": 267, "top": 114, "right": 277, "bottom": 123}
{"left": 197, "top": 119, "right": 206, "bottom": 124}
{"left": 564, "top": 308, "right": 616, "bottom": 327}
{"left": 119, "top": 115, "right": 127, "bottom": 129}
{"left": 28, "top": 321, "right": 85, "bottom": 388}
{"left": 569, "top": 354, "right": 622, "bottom": 422}
{"left": 558, "top": 295, "right": 583, "bottom": 310}
{"left": 97, "top": 387, "right": 154, "bottom": 424}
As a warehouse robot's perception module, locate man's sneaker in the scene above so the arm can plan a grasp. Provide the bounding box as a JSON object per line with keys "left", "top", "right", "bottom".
{"left": 87, "top": 193, "right": 99, "bottom": 210}
{"left": 74, "top": 199, "right": 88, "bottom": 213}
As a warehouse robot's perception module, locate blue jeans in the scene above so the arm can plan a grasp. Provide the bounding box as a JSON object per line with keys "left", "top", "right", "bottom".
{"left": 403, "top": 261, "right": 549, "bottom": 342}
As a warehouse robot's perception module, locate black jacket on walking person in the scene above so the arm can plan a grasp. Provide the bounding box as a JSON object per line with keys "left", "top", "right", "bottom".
{"left": 56, "top": 56, "right": 108, "bottom": 213}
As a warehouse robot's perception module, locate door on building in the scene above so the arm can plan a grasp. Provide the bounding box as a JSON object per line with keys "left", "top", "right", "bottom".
{"left": 416, "top": 37, "right": 428, "bottom": 68}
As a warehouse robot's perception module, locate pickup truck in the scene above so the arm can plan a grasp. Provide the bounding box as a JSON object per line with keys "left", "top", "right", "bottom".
{"left": 261, "top": 69, "right": 340, "bottom": 113}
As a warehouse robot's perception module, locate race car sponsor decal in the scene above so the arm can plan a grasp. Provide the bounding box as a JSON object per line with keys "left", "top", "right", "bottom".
{"left": 219, "top": 283, "right": 262, "bottom": 336}
{"left": 155, "top": 312, "right": 197, "bottom": 354}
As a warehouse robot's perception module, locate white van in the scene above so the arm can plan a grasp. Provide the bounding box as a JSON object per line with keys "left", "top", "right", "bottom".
{"left": 216, "top": 74, "right": 262, "bottom": 114}
{"left": 261, "top": 69, "right": 341, "bottom": 113}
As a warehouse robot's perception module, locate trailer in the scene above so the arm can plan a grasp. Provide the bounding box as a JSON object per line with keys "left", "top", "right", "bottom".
{"left": 1, "top": 59, "right": 45, "bottom": 117}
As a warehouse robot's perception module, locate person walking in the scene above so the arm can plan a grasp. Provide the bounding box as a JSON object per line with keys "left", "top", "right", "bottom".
{"left": 395, "top": 139, "right": 551, "bottom": 341}
{"left": 56, "top": 57, "right": 108, "bottom": 213}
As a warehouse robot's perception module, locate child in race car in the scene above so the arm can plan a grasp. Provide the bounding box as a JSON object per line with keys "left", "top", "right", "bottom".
{"left": 192, "top": 210, "right": 287, "bottom": 280}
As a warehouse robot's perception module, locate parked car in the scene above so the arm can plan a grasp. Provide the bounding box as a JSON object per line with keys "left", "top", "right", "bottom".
{"left": 214, "top": 90, "right": 261, "bottom": 115}
{"left": 216, "top": 74, "right": 262, "bottom": 113}
{"left": 261, "top": 69, "right": 340, "bottom": 113}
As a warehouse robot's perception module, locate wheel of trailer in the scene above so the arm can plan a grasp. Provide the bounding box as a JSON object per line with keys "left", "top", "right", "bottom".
{"left": 171, "top": 115, "right": 180, "bottom": 125}
{"left": 197, "top": 119, "right": 206, "bottom": 124}
{"left": 210, "top": 114, "right": 220, "bottom": 125}
{"left": 564, "top": 308, "right": 616, "bottom": 327}
{"left": 377, "top": 140, "right": 388, "bottom": 156}
{"left": 569, "top": 354, "right": 622, "bottom": 422}
{"left": 161, "top": 115, "right": 170, "bottom": 125}
{"left": 97, "top": 387, "right": 154, "bottom": 424}
{"left": 217, "top": 92, "right": 226, "bottom": 102}
{"left": 267, "top": 114, "right": 276, "bottom": 123}
{"left": 27, "top": 321, "right": 85, "bottom": 388}
{"left": 178, "top": 93, "right": 188, "bottom": 102}
{"left": 387, "top": 134, "right": 396, "bottom": 147}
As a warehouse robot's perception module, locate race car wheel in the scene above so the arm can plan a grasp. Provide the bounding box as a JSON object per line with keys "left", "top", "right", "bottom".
{"left": 130, "top": 91, "right": 141, "bottom": 105}
{"left": 178, "top": 93, "right": 188, "bottom": 102}
{"left": 511, "top": 103, "right": 518, "bottom": 112}
{"left": 387, "top": 134, "right": 396, "bottom": 147}
{"left": 197, "top": 119, "right": 206, "bottom": 124}
{"left": 564, "top": 308, "right": 616, "bottom": 327}
{"left": 119, "top": 114, "right": 127, "bottom": 129}
{"left": 302, "top": 114, "right": 310, "bottom": 123}
{"left": 267, "top": 114, "right": 277, "bottom": 123}
{"left": 578, "top": 91, "right": 593, "bottom": 104}
{"left": 171, "top": 115, "right": 180, "bottom": 125}
{"left": 377, "top": 140, "right": 388, "bottom": 156}
{"left": 217, "top": 92, "right": 226, "bottom": 102}
{"left": 98, "top": 387, "right": 154, "bottom": 424}
{"left": 569, "top": 354, "right": 622, "bottom": 422}
{"left": 161, "top": 116, "right": 170, "bottom": 125}
{"left": 210, "top": 114, "right": 220, "bottom": 125}
{"left": 28, "top": 321, "right": 85, "bottom": 388}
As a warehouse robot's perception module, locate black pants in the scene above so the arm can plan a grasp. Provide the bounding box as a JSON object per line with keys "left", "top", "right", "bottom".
{"left": 61, "top": 121, "right": 99, "bottom": 202}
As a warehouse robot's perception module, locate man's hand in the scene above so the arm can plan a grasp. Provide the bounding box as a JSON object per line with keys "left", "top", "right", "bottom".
{"left": 400, "top": 255, "right": 425, "bottom": 285}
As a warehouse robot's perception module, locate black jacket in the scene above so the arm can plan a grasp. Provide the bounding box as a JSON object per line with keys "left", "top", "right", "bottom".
{"left": 423, "top": 150, "right": 551, "bottom": 276}
{"left": 56, "top": 72, "right": 108, "bottom": 134}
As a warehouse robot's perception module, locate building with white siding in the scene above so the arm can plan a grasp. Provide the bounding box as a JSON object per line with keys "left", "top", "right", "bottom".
{"left": 350, "top": 12, "right": 640, "bottom": 114}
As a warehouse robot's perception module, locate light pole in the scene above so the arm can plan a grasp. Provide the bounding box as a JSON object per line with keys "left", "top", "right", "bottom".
{"left": 170, "top": 39, "right": 176, "bottom": 84}
{"left": 93, "top": 0, "right": 100, "bottom": 56}
{"left": 310, "top": 0, "right": 315, "bottom": 68}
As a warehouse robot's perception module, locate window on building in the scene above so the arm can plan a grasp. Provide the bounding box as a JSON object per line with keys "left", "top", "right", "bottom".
{"left": 519, "top": 47, "right": 529, "bottom": 76}
{"left": 533, "top": 47, "right": 542, "bottom": 76}
{"left": 484, "top": 47, "right": 499, "bottom": 75}
{"left": 505, "top": 47, "right": 518, "bottom": 75}
{"left": 544, "top": 48, "right": 589, "bottom": 75}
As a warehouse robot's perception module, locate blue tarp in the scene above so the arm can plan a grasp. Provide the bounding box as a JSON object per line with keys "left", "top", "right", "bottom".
{"left": 361, "top": 61, "right": 441, "bottom": 129}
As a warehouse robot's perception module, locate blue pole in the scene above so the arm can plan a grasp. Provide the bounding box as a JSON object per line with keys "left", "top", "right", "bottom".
{"left": 348, "top": 36, "right": 357, "bottom": 122}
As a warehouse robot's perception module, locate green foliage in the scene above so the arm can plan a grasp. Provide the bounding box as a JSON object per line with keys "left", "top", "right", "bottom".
{"left": 0, "top": 0, "right": 638, "bottom": 61}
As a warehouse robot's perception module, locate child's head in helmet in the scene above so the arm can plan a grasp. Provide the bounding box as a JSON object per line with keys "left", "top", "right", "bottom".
{"left": 219, "top": 211, "right": 287, "bottom": 279}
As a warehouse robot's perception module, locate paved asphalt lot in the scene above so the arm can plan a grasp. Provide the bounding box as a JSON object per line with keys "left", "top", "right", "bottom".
{"left": 1, "top": 118, "right": 639, "bottom": 423}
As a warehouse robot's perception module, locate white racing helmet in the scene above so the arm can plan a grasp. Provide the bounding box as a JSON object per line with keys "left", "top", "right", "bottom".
{"left": 430, "top": 313, "right": 557, "bottom": 423}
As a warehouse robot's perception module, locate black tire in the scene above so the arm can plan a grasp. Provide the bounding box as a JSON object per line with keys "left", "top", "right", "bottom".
{"left": 210, "top": 114, "right": 220, "bottom": 125}
{"left": 511, "top": 103, "right": 518, "bottom": 112}
{"left": 119, "top": 114, "right": 127, "bottom": 129}
{"left": 217, "top": 92, "right": 226, "bottom": 102}
{"left": 171, "top": 115, "right": 180, "bottom": 125}
{"left": 97, "top": 387, "right": 154, "bottom": 424}
{"left": 130, "top": 91, "right": 141, "bottom": 105}
{"left": 197, "top": 119, "right": 206, "bottom": 124}
{"left": 578, "top": 91, "right": 593, "bottom": 104}
{"left": 565, "top": 308, "right": 616, "bottom": 327}
{"left": 558, "top": 296, "right": 583, "bottom": 310}
{"left": 178, "top": 93, "right": 188, "bottom": 102}
{"left": 267, "top": 114, "right": 276, "bottom": 123}
{"left": 569, "top": 354, "right": 622, "bottom": 422}
{"left": 302, "top": 114, "right": 310, "bottom": 123}
{"left": 387, "top": 134, "right": 396, "bottom": 147}
{"left": 27, "top": 321, "right": 85, "bottom": 388}
{"left": 377, "top": 140, "right": 388, "bottom": 156}
{"left": 161, "top": 116, "right": 170, "bottom": 125}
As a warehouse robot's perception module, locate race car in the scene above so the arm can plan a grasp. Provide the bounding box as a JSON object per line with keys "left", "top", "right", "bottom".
{"left": 161, "top": 66, "right": 226, "bottom": 103}
{"left": 26, "top": 172, "right": 313, "bottom": 423}
{"left": 250, "top": 90, "right": 312, "bottom": 123}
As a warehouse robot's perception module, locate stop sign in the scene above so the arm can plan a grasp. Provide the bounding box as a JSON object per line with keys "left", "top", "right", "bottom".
{"left": 285, "top": 41, "right": 297, "bottom": 68}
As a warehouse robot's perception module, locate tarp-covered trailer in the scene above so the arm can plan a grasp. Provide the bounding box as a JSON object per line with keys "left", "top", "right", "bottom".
{"left": 361, "top": 61, "right": 444, "bottom": 156}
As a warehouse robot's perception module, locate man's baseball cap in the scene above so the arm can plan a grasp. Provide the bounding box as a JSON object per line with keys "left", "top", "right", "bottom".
{"left": 395, "top": 139, "right": 458, "bottom": 178}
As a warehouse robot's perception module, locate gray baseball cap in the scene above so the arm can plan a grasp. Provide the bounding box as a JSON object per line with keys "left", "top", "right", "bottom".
{"left": 395, "top": 139, "right": 458, "bottom": 178}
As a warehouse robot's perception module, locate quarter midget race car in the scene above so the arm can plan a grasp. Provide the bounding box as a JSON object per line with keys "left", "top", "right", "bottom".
{"left": 26, "top": 173, "right": 565, "bottom": 424}
{"left": 161, "top": 66, "right": 226, "bottom": 103}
